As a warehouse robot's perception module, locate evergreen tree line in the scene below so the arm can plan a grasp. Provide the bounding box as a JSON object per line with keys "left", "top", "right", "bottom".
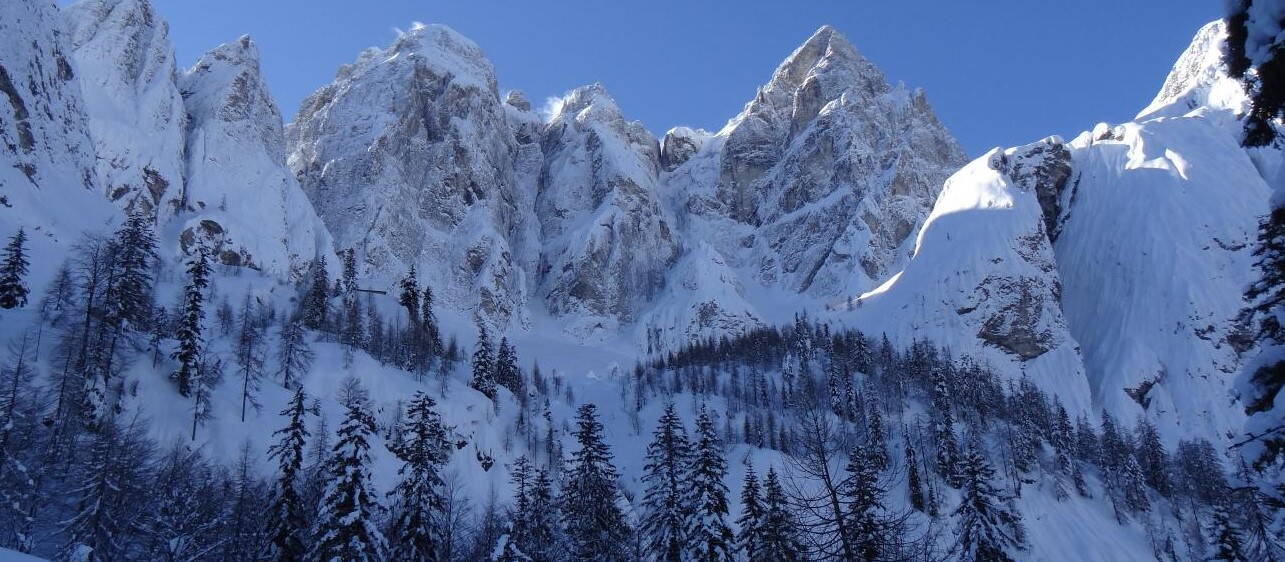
{"left": 627, "top": 314, "right": 1285, "bottom": 560}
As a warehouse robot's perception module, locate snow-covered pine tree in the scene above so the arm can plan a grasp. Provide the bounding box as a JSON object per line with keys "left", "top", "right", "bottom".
{"left": 302, "top": 254, "right": 330, "bottom": 332}
{"left": 264, "top": 388, "right": 310, "bottom": 562}
{"left": 1134, "top": 418, "right": 1172, "bottom": 497}
{"left": 495, "top": 337, "right": 522, "bottom": 395}
{"left": 62, "top": 416, "right": 153, "bottom": 561}
{"left": 310, "top": 399, "right": 387, "bottom": 562}
{"left": 867, "top": 403, "right": 889, "bottom": 471}
{"left": 105, "top": 212, "right": 157, "bottom": 326}
{"left": 1050, "top": 402, "right": 1078, "bottom": 500}
{"left": 523, "top": 466, "right": 560, "bottom": 561}
{"left": 561, "top": 403, "right": 631, "bottom": 562}
{"left": 1225, "top": 0, "right": 1285, "bottom": 146}
{"left": 190, "top": 351, "right": 222, "bottom": 440}
{"left": 399, "top": 265, "right": 421, "bottom": 326}
{"left": 223, "top": 442, "right": 268, "bottom": 561}
{"left": 842, "top": 442, "right": 902, "bottom": 560}
{"left": 906, "top": 440, "right": 927, "bottom": 512}
{"left": 507, "top": 455, "right": 535, "bottom": 547}
{"left": 953, "top": 441, "right": 1025, "bottom": 562}
{"left": 640, "top": 403, "right": 693, "bottom": 562}
{"left": 422, "top": 285, "right": 442, "bottom": 357}
{"left": 472, "top": 322, "right": 497, "bottom": 400}
{"left": 1122, "top": 453, "right": 1152, "bottom": 515}
{"left": 735, "top": 460, "right": 765, "bottom": 562}
{"left": 1208, "top": 499, "right": 1247, "bottom": 561}
{"left": 236, "top": 294, "right": 265, "bottom": 422}
{"left": 276, "top": 315, "right": 313, "bottom": 390}
{"left": 759, "top": 467, "right": 804, "bottom": 562}
{"left": 932, "top": 369, "right": 961, "bottom": 487}
{"left": 0, "top": 229, "right": 29, "bottom": 310}
{"left": 388, "top": 391, "right": 451, "bottom": 561}
{"left": 341, "top": 248, "right": 359, "bottom": 295}
{"left": 684, "top": 405, "right": 734, "bottom": 562}
{"left": 1231, "top": 477, "right": 1285, "bottom": 561}
{"left": 172, "top": 248, "right": 210, "bottom": 398}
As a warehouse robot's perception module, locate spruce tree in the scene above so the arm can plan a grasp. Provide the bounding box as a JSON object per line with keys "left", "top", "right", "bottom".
{"left": 0, "top": 229, "right": 28, "bottom": 310}
{"left": 422, "top": 285, "right": 442, "bottom": 357}
{"left": 310, "top": 399, "right": 387, "bottom": 561}
{"left": 106, "top": 213, "right": 157, "bottom": 326}
{"left": 735, "top": 461, "right": 766, "bottom": 562}
{"left": 1209, "top": 500, "right": 1247, "bottom": 561}
{"left": 907, "top": 441, "right": 927, "bottom": 512}
{"left": 758, "top": 467, "right": 803, "bottom": 562}
{"left": 932, "top": 369, "right": 961, "bottom": 486}
{"left": 471, "top": 322, "right": 497, "bottom": 400}
{"left": 388, "top": 392, "right": 451, "bottom": 561}
{"left": 235, "top": 294, "right": 265, "bottom": 422}
{"left": 953, "top": 442, "right": 1025, "bottom": 562}
{"left": 495, "top": 337, "right": 522, "bottom": 395}
{"left": 399, "top": 265, "right": 420, "bottom": 326}
{"left": 524, "top": 467, "right": 560, "bottom": 561}
{"left": 276, "top": 315, "right": 313, "bottom": 390}
{"left": 303, "top": 254, "right": 330, "bottom": 331}
{"left": 842, "top": 443, "right": 894, "bottom": 560}
{"left": 640, "top": 403, "right": 692, "bottom": 562}
{"left": 560, "top": 403, "right": 631, "bottom": 562}
{"left": 684, "top": 405, "right": 734, "bottom": 562}
{"left": 172, "top": 249, "right": 210, "bottom": 398}
{"left": 1134, "top": 418, "right": 1171, "bottom": 497}
{"left": 264, "top": 388, "right": 310, "bottom": 562}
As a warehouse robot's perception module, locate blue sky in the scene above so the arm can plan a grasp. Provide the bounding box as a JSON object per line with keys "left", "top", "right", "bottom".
{"left": 151, "top": 0, "right": 1219, "bottom": 157}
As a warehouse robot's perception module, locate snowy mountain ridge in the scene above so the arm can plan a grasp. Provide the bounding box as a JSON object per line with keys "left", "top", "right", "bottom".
{"left": 1, "top": 1, "right": 1283, "bottom": 560}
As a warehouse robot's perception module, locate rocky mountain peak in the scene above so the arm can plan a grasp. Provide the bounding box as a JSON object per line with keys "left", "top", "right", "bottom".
{"left": 1136, "top": 20, "right": 1246, "bottom": 120}
{"left": 386, "top": 22, "right": 499, "bottom": 98}
{"left": 504, "top": 89, "right": 531, "bottom": 111}
{"left": 747, "top": 24, "right": 889, "bottom": 133}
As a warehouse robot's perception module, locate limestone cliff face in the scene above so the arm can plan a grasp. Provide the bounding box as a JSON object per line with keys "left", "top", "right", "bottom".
{"left": 287, "top": 24, "right": 531, "bottom": 327}
{"left": 179, "top": 35, "right": 332, "bottom": 279}
{"left": 65, "top": 0, "right": 186, "bottom": 220}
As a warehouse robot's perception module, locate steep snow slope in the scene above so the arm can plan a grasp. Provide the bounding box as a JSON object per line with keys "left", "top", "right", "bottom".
{"left": 852, "top": 140, "right": 1093, "bottom": 414}
{"left": 846, "top": 20, "right": 1274, "bottom": 442}
{"left": 178, "top": 35, "right": 332, "bottom": 279}
{"left": 0, "top": 0, "right": 119, "bottom": 287}
{"left": 64, "top": 0, "right": 186, "bottom": 220}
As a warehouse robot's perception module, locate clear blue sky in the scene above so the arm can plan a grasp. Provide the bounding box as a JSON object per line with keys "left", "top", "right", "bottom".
{"left": 150, "top": 0, "right": 1219, "bottom": 157}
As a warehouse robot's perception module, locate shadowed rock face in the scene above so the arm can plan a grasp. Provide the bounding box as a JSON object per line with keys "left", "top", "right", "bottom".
{"left": 997, "top": 141, "right": 1073, "bottom": 243}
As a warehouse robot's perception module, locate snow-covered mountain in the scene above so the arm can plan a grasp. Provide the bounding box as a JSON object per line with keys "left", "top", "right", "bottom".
{"left": 0, "top": 0, "right": 119, "bottom": 287}
{"left": 64, "top": 0, "right": 186, "bottom": 221}
{"left": 287, "top": 23, "right": 533, "bottom": 327}
{"left": 286, "top": 23, "right": 964, "bottom": 349}
{"left": 850, "top": 19, "right": 1274, "bottom": 445}
{"left": 6, "top": 1, "right": 1285, "bottom": 559}
{"left": 178, "top": 35, "right": 332, "bottom": 279}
